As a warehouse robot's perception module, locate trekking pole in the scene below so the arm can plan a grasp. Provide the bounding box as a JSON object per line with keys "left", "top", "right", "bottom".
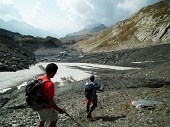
{"left": 65, "top": 112, "right": 83, "bottom": 127}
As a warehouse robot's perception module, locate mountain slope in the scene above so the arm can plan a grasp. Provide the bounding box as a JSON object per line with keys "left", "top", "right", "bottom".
{"left": 64, "top": 24, "right": 107, "bottom": 40}
{"left": 0, "top": 19, "right": 59, "bottom": 38}
{"left": 74, "top": 1, "right": 170, "bottom": 52}
{"left": 0, "top": 28, "right": 63, "bottom": 71}
{"left": 0, "top": 28, "right": 63, "bottom": 51}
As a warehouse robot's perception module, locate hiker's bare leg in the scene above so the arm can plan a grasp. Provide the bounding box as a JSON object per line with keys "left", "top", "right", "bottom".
{"left": 38, "top": 122, "right": 44, "bottom": 127}
{"left": 49, "top": 121, "right": 57, "bottom": 127}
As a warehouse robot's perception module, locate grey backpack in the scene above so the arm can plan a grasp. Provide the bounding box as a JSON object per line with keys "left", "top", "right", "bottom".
{"left": 85, "top": 82, "right": 96, "bottom": 100}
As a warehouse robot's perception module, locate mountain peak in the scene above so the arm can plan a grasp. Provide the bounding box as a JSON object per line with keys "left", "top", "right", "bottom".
{"left": 64, "top": 23, "right": 107, "bottom": 40}
{"left": 85, "top": 23, "right": 104, "bottom": 29}
{"left": 0, "top": 18, "right": 59, "bottom": 38}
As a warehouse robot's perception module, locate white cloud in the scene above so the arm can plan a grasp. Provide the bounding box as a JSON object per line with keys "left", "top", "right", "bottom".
{"left": 32, "top": 2, "right": 42, "bottom": 15}
{"left": 0, "top": 0, "right": 22, "bottom": 21}
{"left": 56, "top": 0, "right": 94, "bottom": 13}
{"left": 56, "top": 0, "right": 97, "bottom": 27}
{"left": 26, "top": 2, "right": 45, "bottom": 28}
{"left": 117, "top": 0, "right": 157, "bottom": 13}
{"left": 0, "top": 0, "right": 12, "bottom": 4}
{"left": 86, "top": 1, "right": 95, "bottom": 10}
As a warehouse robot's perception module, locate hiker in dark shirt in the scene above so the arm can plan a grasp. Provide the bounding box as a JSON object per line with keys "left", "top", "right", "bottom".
{"left": 84, "top": 75, "right": 104, "bottom": 118}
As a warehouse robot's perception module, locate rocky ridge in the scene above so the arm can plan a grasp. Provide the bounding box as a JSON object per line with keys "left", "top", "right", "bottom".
{"left": 0, "top": 29, "right": 36, "bottom": 71}
{"left": 0, "top": 46, "right": 35, "bottom": 71}
{"left": 0, "top": 28, "right": 62, "bottom": 71}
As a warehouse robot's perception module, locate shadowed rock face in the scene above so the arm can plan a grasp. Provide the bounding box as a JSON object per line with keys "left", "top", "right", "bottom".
{"left": 74, "top": 1, "right": 170, "bottom": 52}
{"left": 0, "top": 43, "right": 36, "bottom": 72}
{"left": 0, "top": 28, "right": 62, "bottom": 72}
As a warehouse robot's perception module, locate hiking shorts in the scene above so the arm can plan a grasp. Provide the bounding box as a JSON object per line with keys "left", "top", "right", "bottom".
{"left": 86, "top": 98, "right": 97, "bottom": 107}
{"left": 37, "top": 108, "right": 58, "bottom": 122}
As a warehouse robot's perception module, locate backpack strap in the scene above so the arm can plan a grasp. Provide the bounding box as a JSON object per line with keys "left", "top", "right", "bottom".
{"left": 89, "top": 81, "right": 96, "bottom": 86}
{"left": 38, "top": 79, "right": 52, "bottom": 106}
{"left": 38, "top": 78, "right": 51, "bottom": 84}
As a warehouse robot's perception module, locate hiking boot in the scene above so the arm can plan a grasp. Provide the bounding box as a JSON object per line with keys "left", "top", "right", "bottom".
{"left": 87, "top": 112, "right": 92, "bottom": 118}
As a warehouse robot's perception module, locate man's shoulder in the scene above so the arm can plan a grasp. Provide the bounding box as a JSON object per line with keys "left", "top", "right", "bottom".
{"left": 39, "top": 75, "right": 51, "bottom": 82}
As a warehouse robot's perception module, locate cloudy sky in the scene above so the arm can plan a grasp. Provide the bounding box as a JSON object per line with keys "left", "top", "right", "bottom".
{"left": 0, "top": 0, "right": 160, "bottom": 37}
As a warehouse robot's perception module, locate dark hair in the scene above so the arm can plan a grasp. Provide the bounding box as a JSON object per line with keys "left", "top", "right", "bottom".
{"left": 45, "top": 63, "right": 58, "bottom": 74}
{"left": 90, "top": 75, "right": 95, "bottom": 81}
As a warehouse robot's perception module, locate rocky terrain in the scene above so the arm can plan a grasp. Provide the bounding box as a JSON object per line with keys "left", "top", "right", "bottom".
{"left": 0, "top": 43, "right": 36, "bottom": 72}
{"left": 0, "top": 1, "right": 170, "bottom": 127}
{"left": 0, "top": 43, "right": 170, "bottom": 127}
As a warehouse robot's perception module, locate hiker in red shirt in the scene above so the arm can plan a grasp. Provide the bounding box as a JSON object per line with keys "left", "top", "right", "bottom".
{"left": 37, "top": 63, "right": 65, "bottom": 127}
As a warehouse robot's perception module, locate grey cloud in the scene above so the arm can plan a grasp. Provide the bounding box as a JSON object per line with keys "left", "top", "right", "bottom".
{"left": 70, "top": 0, "right": 161, "bottom": 27}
